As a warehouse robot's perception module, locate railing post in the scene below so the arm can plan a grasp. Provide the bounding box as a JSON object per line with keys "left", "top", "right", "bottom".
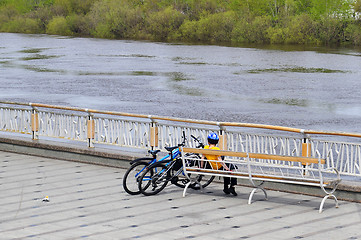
{"left": 149, "top": 116, "right": 158, "bottom": 149}
{"left": 87, "top": 112, "right": 95, "bottom": 148}
{"left": 302, "top": 132, "right": 311, "bottom": 158}
{"left": 31, "top": 106, "right": 39, "bottom": 140}
{"left": 218, "top": 124, "right": 227, "bottom": 150}
{"left": 301, "top": 130, "right": 311, "bottom": 175}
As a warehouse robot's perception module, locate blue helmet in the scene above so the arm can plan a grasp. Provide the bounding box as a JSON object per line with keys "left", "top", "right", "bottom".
{"left": 207, "top": 132, "right": 219, "bottom": 144}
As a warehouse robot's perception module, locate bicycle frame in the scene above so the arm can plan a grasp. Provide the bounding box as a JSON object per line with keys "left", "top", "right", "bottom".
{"left": 141, "top": 148, "right": 181, "bottom": 181}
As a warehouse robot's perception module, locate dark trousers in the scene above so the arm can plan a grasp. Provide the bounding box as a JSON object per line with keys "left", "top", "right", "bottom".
{"left": 204, "top": 160, "right": 237, "bottom": 188}
{"left": 222, "top": 163, "right": 237, "bottom": 188}
{"left": 224, "top": 176, "right": 237, "bottom": 188}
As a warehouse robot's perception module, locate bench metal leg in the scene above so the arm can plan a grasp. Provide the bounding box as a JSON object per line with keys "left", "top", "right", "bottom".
{"left": 318, "top": 169, "right": 341, "bottom": 213}
{"left": 182, "top": 178, "right": 202, "bottom": 197}
{"left": 319, "top": 194, "right": 339, "bottom": 213}
{"left": 248, "top": 187, "right": 268, "bottom": 205}
{"left": 183, "top": 181, "right": 192, "bottom": 197}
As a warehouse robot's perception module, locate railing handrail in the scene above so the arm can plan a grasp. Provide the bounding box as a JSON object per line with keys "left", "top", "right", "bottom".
{"left": 1, "top": 101, "right": 361, "bottom": 139}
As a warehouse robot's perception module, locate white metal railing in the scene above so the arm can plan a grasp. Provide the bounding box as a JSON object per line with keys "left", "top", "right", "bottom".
{"left": 0, "top": 107, "right": 32, "bottom": 134}
{"left": 93, "top": 116, "right": 151, "bottom": 148}
{"left": 227, "top": 132, "right": 303, "bottom": 156}
{"left": 37, "top": 110, "right": 88, "bottom": 141}
{"left": 1, "top": 101, "right": 361, "bottom": 177}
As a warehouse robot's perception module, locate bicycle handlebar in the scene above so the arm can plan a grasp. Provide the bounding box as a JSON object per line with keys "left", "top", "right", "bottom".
{"left": 164, "top": 132, "right": 204, "bottom": 152}
{"left": 191, "top": 134, "right": 204, "bottom": 148}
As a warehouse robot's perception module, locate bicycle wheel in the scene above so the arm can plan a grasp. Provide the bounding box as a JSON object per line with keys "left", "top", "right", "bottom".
{"left": 171, "top": 172, "right": 190, "bottom": 188}
{"left": 183, "top": 153, "right": 215, "bottom": 190}
{"left": 170, "top": 158, "right": 190, "bottom": 188}
{"left": 138, "top": 163, "right": 170, "bottom": 196}
{"left": 123, "top": 161, "right": 149, "bottom": 195}
{"left": 172, "top": 171, "right": 214, "bottom": 190}
{"left": 189, "top": 175, "right": 215, "bottom": 190}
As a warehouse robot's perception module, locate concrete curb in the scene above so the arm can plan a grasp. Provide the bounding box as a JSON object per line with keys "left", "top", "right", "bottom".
{"left": 0, "top": 134, "right": 146, "bottom": 169}
{"left": 1, "top": 133, "right": 361, "bottom": 203}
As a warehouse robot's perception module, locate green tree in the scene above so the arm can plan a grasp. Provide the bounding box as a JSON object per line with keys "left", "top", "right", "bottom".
{"left": 232, "top": 15, "right": 273, "bottom": 43}
{"left": 0, "top": 0, "right": 360, "bottom": 46}
{"left": 66, "top": 13, "right": 90, "bottom": 36}
{"left": 311, "top": 0, "right": 353, "bottom": 18}
{"left": 353, "top": 0, "right": 361, "bottom": 14}
{"left": 344, "top": 22, "right": 361, "bottom": 45}
{"left": 177, "top": 19, "right": 198, "bottom": 41}
{"left": 1, "top": 16, "right": 41, "bottom": 33}
{"left": 146, "top": 6, "right": 185, "bottom": 41}
{"left": 46, "top": 15, "right": 71, "bottom": 35}
{"left": 26, "top": 5, "right": 53, "bottom": 31}
{"left": 0, "top": 0, "right": 8, "bottom": 7}
{"left": 88, "top": 0, "right": 144, "bottom": 39}
{"left": 267, "top": 0, "right": 286, "bottom": 18}
{"left": 284, "top": 13, "right": 319, "bottom": 44}
{"left": 0, "top": 4, "right": 17, "bottom": 23}
{"left": 293, "top": 0, "right": 313, "bottom": 14}
{"left": 315, "top": 15, "right": 346, "bottom": 44}
{"left": 178, "top": 11, "right": 236, "bottom": 42}
{"left": 4, "top": 0, "right": 33, "bottom": 13}
{"left": 1, "top": 0, "right": 53, "bottom": 12}
{"left": 53, "top": 0, "right": 94, "bottom": 15}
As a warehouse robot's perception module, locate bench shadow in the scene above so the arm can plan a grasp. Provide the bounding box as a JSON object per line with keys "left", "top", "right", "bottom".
{"left": 185, "top": 184, "right": 340, "bottom": 213}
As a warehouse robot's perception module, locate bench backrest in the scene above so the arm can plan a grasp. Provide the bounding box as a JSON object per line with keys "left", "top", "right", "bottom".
{"left": 181, "top": 147, "right": 325, "bottom": 165}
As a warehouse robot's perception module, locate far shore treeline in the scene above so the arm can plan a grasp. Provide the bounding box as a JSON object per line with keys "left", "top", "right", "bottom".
{"left": 1, "top": 0, "right": 361, "bottom": 46}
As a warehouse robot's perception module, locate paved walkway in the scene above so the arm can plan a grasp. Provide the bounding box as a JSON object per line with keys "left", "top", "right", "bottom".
{"left": 1, "top": 151, "right": 361, "bottom": 240}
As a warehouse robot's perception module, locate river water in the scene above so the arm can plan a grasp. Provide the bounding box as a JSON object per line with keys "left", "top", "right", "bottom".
{"left": 1, "top": 33, "right": 361, "bottom": 134}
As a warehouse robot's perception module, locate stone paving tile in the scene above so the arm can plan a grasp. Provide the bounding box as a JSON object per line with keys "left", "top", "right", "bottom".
{"left": 1, "top": 151, "right": 361, "bottom": 240}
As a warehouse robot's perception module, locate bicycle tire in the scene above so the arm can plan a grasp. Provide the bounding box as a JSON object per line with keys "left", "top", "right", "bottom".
{"left": 171, "top": 173, "right": 190, "bottom": 188}
{"left": 138, "top": 163, "right": 170, "bottom": 196}
{"left": 171, "top": 171, "right": 215, "bottom": 190}
{"left": 189, "top": 175, "right": 215, "bottom": 190}
{"left": 170, "top": 158, "right": 190, "bottom": 188}
{"left": 171, "top": 157, "right": 215, "bottom": 189}
{"left": 183, "top": 153, "right": 215, "bottom": 190}
{"left": 123, "top": 161, "right": 149, "bottom": 195}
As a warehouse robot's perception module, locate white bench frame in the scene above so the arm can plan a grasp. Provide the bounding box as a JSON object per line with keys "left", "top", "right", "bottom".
{"left": 181, "top": 147, "right": 341, "bottom": 213}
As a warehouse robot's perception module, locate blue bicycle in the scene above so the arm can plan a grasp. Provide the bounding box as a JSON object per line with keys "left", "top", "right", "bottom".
{"left": 137, "top": 135, "right": 215, "bottom": 196}
{"left": 122, "top": 133, "right": 207, "bottom": 195}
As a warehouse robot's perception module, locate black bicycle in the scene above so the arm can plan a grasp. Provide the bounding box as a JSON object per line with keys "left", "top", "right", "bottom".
{"left": 137, "top": 134, "right": 214, "bottom": 196}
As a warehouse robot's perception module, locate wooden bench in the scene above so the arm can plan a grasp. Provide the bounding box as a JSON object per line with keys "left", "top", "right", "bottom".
{"left": 180, "top": 147, "right": 341, "bottom": 213}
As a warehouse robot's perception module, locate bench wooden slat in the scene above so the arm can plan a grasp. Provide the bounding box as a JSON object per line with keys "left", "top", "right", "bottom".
{"left": 185, "top": 167, "right": 328, "bottom": 185}
{"left": 182, "top": 147, "right": 325, "bottom": 165}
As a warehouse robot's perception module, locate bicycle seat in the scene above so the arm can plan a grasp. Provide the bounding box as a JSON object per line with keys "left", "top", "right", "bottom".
{"left": 148, "top": 149, "right": 161, "bottom": 156}
{"left": 164, "top": 146, "right": 179, "bottom": 152}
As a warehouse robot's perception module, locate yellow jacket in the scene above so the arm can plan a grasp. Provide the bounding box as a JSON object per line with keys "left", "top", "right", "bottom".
{"left": 204, "top": 145, "right": 222, "bottom": 170}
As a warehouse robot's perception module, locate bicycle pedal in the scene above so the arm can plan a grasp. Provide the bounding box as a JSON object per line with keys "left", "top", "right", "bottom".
{"left": 171, "top": 177, "right": 178, "bottom": 184}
